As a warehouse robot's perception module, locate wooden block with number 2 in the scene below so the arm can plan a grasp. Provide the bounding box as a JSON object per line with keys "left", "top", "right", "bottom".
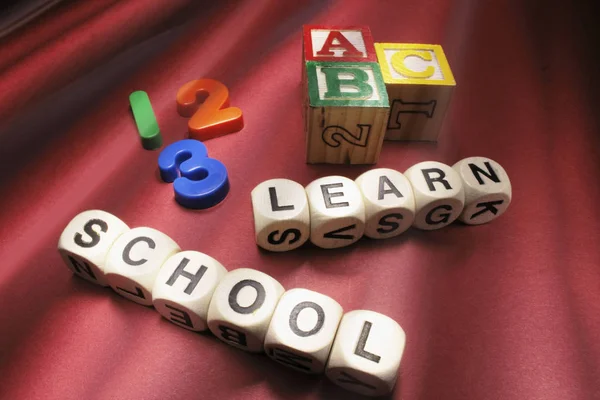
{"left": 176, "top": 79, "right": 244, "bottom": 141}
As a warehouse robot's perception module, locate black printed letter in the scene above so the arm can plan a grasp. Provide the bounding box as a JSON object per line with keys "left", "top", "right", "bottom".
{"left": 421, "top": 168, "right": 452, "bottom": 191}
{"left": 122, "top": 236, "right": 155, "bottom": 266}
{"left": 321, "top": 183, "right": 349, "bottom": 208}
{"left": 74, "top": 219, "right": 108, "bottom": 248}
{"left": 165, "top": 257, "right": 207, "bottom": 295}
{"left": 289, "top": 301, "right": 325, "bottom": 337}
{"left": 228, "top": 280, "right": 266, "bottom": 314}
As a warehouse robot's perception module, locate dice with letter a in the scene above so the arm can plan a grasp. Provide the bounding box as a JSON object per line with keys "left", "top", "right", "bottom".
{"left": 355, "top": 168, "right": 416, "bottom": 239}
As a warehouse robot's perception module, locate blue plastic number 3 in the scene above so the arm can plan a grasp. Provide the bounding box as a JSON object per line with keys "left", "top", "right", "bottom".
{"left": 158, "top": 139, "right": 229, "bottom": 209}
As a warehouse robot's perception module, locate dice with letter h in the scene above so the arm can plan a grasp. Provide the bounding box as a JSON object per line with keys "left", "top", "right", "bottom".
{"left": 375, "top": 43, "right": 456, "bottom": 141}
{"left": 303, "top": 25, "right": 390, "bottom": 165}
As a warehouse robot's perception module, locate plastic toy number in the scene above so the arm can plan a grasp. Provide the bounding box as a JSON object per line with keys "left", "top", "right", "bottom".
{"left": 158, "top": 139, "right": 229, "bottom": 209}
{"left": 176, "top": 79, "right": 244, "bottom": 141}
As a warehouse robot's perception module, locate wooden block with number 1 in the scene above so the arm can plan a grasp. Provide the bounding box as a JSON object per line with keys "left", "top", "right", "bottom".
{"left": 305, "top": 61, "right": 389, "bottom": 164}
{"left": 375, "top": 43, "right": 455, "bottom": 142}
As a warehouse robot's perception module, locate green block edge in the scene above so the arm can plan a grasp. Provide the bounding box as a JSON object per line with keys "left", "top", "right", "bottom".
{"left": 306, "top": 61, "right": 389, "bottom": 108}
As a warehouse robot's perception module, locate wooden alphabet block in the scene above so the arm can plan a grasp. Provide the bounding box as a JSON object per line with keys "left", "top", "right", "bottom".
{"left": 303, "top": 25, "right": 377, "bottom": 63}
{"left": 305, "top": 61, "right": 390, "bottom": 164}
{"left": 375, "top": 43, "right": 456, "bottom": 141}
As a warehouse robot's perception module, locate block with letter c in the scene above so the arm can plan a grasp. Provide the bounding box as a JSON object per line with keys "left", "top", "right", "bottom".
{"left": 375, "top": 43, "right": 456, "bottom": 142}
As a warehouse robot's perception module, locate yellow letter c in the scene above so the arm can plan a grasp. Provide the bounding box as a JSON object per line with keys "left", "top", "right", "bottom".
{"left": 391, "top": 50, "right": 435, "bottom": 79}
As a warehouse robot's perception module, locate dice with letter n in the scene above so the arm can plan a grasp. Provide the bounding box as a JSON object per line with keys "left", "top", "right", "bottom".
{"left": 302, "top": 25, "right": 389, "bottom": 165}
{"left": 375, "top": 43, "right": 456, "bottom": 141}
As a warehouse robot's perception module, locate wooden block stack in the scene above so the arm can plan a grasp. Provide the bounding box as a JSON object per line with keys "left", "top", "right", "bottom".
{"left": 302, "top": 26, "right": 457, "bottom": 163}
{"left": 303, "top": 25, "right": 390, "bottom": 165}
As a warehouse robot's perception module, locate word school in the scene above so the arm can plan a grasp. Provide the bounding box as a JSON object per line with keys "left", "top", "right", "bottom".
{"left": 58, "top": 211, "right": 405, "bottom": 397}
{"left": 251, "top": 156, "right": 512, "bottom": 251}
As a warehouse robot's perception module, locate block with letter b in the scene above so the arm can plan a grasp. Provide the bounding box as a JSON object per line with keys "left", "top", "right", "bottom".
{"left": 207, "top": 268, "right": 285, "bottom": 353}
{"left": 152, "top": 251, "right": 227, "bottom": 331}
{"left": 326, "top": 310, "right": 406, "bottom": 397}
{"left": 251, "top": 179, "right": 310, "bottom": 252}
{"left": 264, "top": 288, "right": 343, "bottom": 374}
{"left": 375, "top": 43, "right": 455, "bottom": 141}
{"left": 305, "top": 61, "right": 390, "bottom": 164}
{"left": 452, "top": 157, "right": 512, "bottom": 225}
{"left": 104, "top": 227, "right": 180, "bottom": 306}
{"left": 58, "top": 210, "right": 130, "bottom": 287}
{"left": 305, "top": 176, "right": 365, "bottom": 249}
{"left": 404, "top": 161, "right": 465, "bottom": 230}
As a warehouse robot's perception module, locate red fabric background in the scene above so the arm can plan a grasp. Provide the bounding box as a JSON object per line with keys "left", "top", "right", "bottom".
{"left": 1, "top": 1, "right": 600, "bottom": 399}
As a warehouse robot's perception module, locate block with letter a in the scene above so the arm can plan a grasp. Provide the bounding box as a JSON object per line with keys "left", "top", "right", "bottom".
{"left": 304, "top": 61, "right": 390, "bottom": 164}
{"left": 303, "top": 25, "right": 377, "bottom": 63}
{"left": 375, "top": 43, "right": 456, "bottom": 141}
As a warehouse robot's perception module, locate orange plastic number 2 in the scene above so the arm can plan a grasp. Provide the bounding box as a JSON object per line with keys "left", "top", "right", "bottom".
{"left": 176, "top": 79, "right": 244, "bottom": 141}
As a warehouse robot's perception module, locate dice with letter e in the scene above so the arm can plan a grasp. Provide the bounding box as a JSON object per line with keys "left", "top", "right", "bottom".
{"left": 326, "top": 310, "right": 406, "bottom": 396}
{"left": 355, "top": 168, "right": 416, "bottom": 239}
{"left": 104, "top": 227, "right": 180, "bottom": 306}
{"left": 304, "top": 61, "right": 390, "bottom": 164}
{"left": 453, "top": 157, "right": 512, "bottom": 224}
{"left": 207, "top": 268, "right": 285, "bottom": 353}
{"left": 58, "top": 210, "right": 129, "bottom": 286}
{"left": 404, "top": 161, "right": 464, "bottom": 230}
{"left": 251, "top": 179, "right": 310, "bottom": 251}
{"left": 375, "top": 43, "right": 455, "bottom": 141}
{"left": 305, "top": 176, "right": 365, "bottom": 248}
{"left": 264, "top": 288, "right": 343, "bottom": 374}
{"left": 152, "top": 251, "right": 227, "bottom": 331}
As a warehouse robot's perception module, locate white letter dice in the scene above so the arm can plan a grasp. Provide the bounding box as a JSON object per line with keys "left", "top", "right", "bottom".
{"left": 251, "top": 179, "right": 310, "bottom": 251}
{"left": 105, "top": 227, "right": 180, "bottom": 306}
{"left": 326, "top": 310, "right": 406, "bottom": 396}
{"left": 404, "top": 161, "right": 464, "bottom": 230}
{"left": 453, "top": 157, "right": 512, "bottom": 224}
{"left": 264, "top": 288, "right": 343, "bottom": 374}
{"left": 207, "top": 268, "right": 285, "bottom": 353}
{"left": 152, "top": 251, "right": 227, "bottom": 331}
{"left": 355, "top": 168, "right": 415, "bottom": 239}
{"left": 305, "top": 176, "right": 365, "bottom": 248}
{"left": 58, "top": 210, "right": 129, "bottom": 286}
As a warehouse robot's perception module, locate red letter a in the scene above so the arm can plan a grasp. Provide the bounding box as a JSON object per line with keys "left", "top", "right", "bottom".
{"left": 316, "top": 31, "right": 362, "bottom": 57}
